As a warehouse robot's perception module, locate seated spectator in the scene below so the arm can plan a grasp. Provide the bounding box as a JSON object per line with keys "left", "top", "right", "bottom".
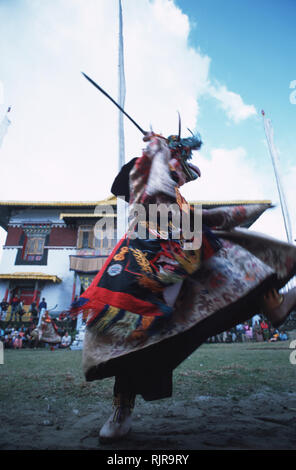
{"left": 222, "top": 331, "right": 228, "bottom": 342}
{"left": 60, "top": 331, "right": 72, "bottom": 349}
{"left": 246, "top": 325, "right": 253, "bottom": 341}
{"left": 57, "top": 326, "right": 66, "bottom": 338}
{"left": 260, "top": 319, "right": 270, "bottom": 341}
{"left": 29, "top": 301, "right": 38, "bottom": 323}
{"left": 17, "top": 300, "right": 25, "bottom": 322}
{"left": 215, "top": 332, "right": 223, "bottom": 343}
{"left": 4, "top": 333, "right": 13, "bottom": 348}
{"left": 253, "top": 321, "right": 263, "bottom": 342}
{"left": 235, "top": 323, "right": 244, "bottom": 342}
{"left": 231, "top": 329, "right": 237, "bottom": 343}
{"left": 242, "top": 322, "right": 252, "bottom": 342}
{"left": 279, "top": 331, "right": 288, "bottom": 341}
{"left": 225, "top": 331, "right": 232, "bottom": 343}
{"left": 13, "top": 331, "right": 23, "bottom": 349}
{"left": 29, "top": 327, "right": 40, "bottom": 349}
{"left": 9, "top": 296, "right": 19, "bottom": 322}
{"left": 269, "top": 329, "right": 280, "bottom": 342}
{"left": 10, "top": 328, "right": 17, "bottom": 345}
{"left": 27, "top": 322, "right": 36, "bottom": 336}
{"left": 252, "top": 313, "right": 261, "bottom": 327}
{"left": 18, "top": 325, "right": 29, "bottom": 347}
{"left": 5, "top": 324, "right": 13, "bottom": 335}
{"left": 0, "top": 299, "right": 9, "bottom": 321}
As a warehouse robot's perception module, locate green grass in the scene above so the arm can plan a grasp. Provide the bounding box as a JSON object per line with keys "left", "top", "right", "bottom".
{"left": 0, "top": 349, "right": 114, "bottom": 413}
{"left": 175, "top": 342, "right": 296, "bottom": 399}
{"left": 0, "top": 342, "right": 295, "bottom": 412}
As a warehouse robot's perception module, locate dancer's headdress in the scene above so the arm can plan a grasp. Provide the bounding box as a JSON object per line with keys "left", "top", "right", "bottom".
{"left": 82, "top": 73, "right": 202, "bottom": 197}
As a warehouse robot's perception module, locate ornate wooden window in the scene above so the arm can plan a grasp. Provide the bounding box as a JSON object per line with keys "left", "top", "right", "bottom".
{"left": 77, "top": 225, "right": 116, "bottom": 253}
{"left": 15, "top": 224, "right": 51, "bottom": 265}
{"left": 77, "top": 226, "right": 94, "bottom": 249}
{"left": 24, "top": 237, "right": 45, "bottom": 259}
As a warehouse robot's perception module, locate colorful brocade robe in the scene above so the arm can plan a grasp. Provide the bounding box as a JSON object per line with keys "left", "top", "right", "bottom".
{"left": 72, "top": 140, "right": 221, "bottom": 335}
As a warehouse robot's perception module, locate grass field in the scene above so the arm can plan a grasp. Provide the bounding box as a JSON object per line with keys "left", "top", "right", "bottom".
{"left": 1, "top": 341, "right": 295, "bottom": 403}
{"left": 1, "top": 340, "right": 296, "bottom": 450}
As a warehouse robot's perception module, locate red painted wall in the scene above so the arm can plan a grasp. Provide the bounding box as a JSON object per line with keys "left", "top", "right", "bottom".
{"left": 4, "top": 227, "right": 23, "bottom": 246}
{"left": 48, "top": 227, "right": 77, "bottom": 247}
{"left": 5, "top": 226, "right": 77, "bottom": 247}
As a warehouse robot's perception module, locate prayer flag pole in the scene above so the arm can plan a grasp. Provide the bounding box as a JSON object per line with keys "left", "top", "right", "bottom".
{"left": 262, "top": 110, "right": 293, "bottom": 244}
{"left": 116, "top": 0, "right": 127, "bottom": 240}
{"left": 118, "top": 0, "right": 126, "bottom": 171}
{"left": 0, "top": 106, "right": 11, "bottom": 148}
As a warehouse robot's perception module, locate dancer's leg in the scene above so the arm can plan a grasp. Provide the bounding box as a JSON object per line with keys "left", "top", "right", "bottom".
{"left": 99, "top": 375, "right": 136, "bottom": 443}
{"left": 262, "top": 287, "right": 296, "bottom": 327}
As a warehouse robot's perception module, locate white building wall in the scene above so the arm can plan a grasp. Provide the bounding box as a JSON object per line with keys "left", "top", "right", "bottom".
{"left": 0, "top": 207, "right": 78, "bottom": 314}
{"left": 41, "top": 249, "right": 76, "bottom": 312}
{"left": 0, "top": 247, "right": 76, "bottom": 313}
{"left": 0, "top": 280, "right": 9, "bottom": 302}
{"left": 0, "top": 248, "right": 18, "bottom": 275}
{"left": 0, "top": 249, "right": 19, "bottom": 302}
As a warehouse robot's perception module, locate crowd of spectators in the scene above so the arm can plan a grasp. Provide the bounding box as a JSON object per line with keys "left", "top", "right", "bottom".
{"left": 0, "top": 323, "right": 37, "bottom": 349}
{"left": 0, "top": 296, "right": 49, "bottom": 323}
{"left": 206, "top": 314, "right": 289, "bottom": 344}
{"left": 0, "top": 297, "right": 26, "bottom": 322}
{"left": 0, "top": 322, "right": 73, "bottom": 350}
{"left": 0, "top": 296, "right": 75, "bottom": 350}
{"left": 0, "top": 299, "right": 291, "bottom": 350}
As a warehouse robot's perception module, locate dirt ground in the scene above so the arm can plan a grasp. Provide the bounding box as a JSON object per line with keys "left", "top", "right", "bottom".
{"left": 1, "top": 343, "right": 296, "bottom": 451}
{"left": 1, "top": 390, "right": 296, "bottom": 450}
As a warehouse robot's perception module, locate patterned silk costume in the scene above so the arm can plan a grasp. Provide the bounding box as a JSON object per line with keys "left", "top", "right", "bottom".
{"left": 31, "top": 312, "right": 61, "bottom": 345}
{"left": 72, "top": 134, "right": 296, "bottom": 401}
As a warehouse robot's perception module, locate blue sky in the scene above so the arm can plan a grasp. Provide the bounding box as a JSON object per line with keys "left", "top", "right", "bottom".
{"left": 0, "top": 0, "right": 295, "bottom": 250}
{"left": 177, "top": 0, "right": 296, "bottom": 242}
{"left": 176, "top": 0, "right": 296, "bottom": 163}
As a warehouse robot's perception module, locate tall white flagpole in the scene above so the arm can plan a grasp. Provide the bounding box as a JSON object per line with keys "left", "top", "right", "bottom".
{"left": 118, "top": 0, "right": 126, "bottom": 171}
{"left": 0, "top": 106, "right": 11, "bottom": 148}
{"left": 262, "top": 110, "right": 293, "bottom": 244}
{"left": 116, "top": 0, "right": 127, "bottom": 241}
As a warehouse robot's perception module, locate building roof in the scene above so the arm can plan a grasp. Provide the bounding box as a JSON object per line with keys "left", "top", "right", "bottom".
{"left": 0, "top": 273, "right": 62, "bottom": 283}
{"left": 0, "top": 197, "right": 271, "bottom": 208}
{"left": 0, "top": 195, "right": 117, "bottom": 208}
{"left": 0, "top": 197, "right": 272, "bottom": 230}
{"left": 0, "top": 196, "right": 117, "bottom": 230}
{"left": 190, "top": 200, "right": 272, "bottom": 206}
